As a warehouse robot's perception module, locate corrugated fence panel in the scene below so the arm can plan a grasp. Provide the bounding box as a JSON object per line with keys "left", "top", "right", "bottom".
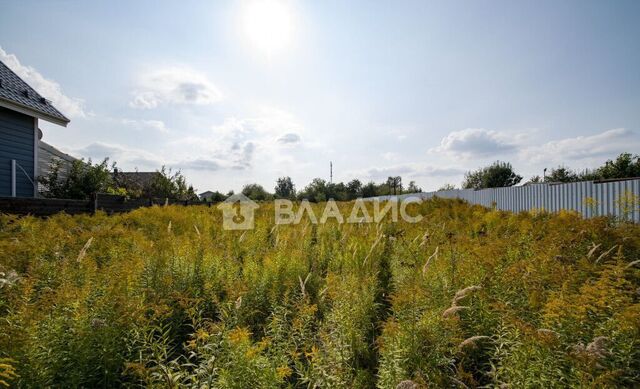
{"left": 367, "top": 178, "right": 640, "bottom": 222}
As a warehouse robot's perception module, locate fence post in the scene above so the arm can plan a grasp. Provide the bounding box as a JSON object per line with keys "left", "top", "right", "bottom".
{"left": 91, "top": 193, "right": 98, "bottom": 214}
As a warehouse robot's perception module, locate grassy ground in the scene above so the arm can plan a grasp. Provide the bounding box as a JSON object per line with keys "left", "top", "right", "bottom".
{"left": 0, "top": 198, "right": 639, "bottom": 388}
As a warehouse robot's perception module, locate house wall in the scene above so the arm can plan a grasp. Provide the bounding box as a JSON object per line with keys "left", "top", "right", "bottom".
{"left": 0, "top": 106, "right": 36, "bottom": 197}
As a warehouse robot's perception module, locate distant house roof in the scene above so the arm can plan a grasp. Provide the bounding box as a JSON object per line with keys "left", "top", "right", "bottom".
{"left": 114, "top": 171, "right": 159, "bottom": 189}
{"left": 0, "top": 60, "right": 70, "bottom": 126}
{"left": 199, "top": 190, "right": 214, "bottom": 197}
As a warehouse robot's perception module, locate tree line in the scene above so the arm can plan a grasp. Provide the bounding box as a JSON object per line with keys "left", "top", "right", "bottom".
{"left": 39, "top": 159, "right": 199, "bottom": 201}
{"left": 229, "top": 152, "right": 640, "bottom": 202}
{"left": 202, "top": 176, "right": 423, "bottom": 203}
{"left": 38, "top": 152, "right": 639, "bottom": 201}
{"left": 458, "top": 152, "right": 640, "bottom": 190}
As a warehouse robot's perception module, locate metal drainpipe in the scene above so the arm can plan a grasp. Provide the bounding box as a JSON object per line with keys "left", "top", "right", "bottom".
{"left": 11, "top": 159, "right": 16, "bottom": 197}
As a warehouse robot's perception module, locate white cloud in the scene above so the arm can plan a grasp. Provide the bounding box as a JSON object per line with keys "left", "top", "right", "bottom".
{"left": 520, "top": 128, "right": 638, "bottom": 164}
{"left": 350, "top": 163, "right": 466, "bottom": 181}
{"left": 176, "top": 108, "right": 307, "bottom": 171}
{"left": 177, "top": 158, "right": 222, "bottom": 171}
{"left": 277, "top": 132, "right": 301, "bottom": 144}
{"left": 72, "top": 142, "right": 226, "bottom": 173}
{"left": 129, "top": 67, "right": 222, "bottom": 109}
{"left": 431, "top": 128, "right": 519, "bottom": 158}
{"left": 382, "top": 152, "right": 398, "bottom": 161}
{"left": 121, "top": 118, "right": 169, "bottom": 133}
{"left": 0, "top": 47, "right": 85, "bottom": 118}
{"left": 73, "top": 142, "right": 162, "bottom": 170}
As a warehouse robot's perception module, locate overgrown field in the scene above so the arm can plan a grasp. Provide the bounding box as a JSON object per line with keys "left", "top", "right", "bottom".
{"left": 1, "top": 199, "right": 639, "bottom": 388}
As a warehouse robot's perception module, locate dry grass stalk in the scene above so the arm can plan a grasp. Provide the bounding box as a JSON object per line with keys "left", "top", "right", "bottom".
{"left": 450, "top": 377, "right": 470, "bottom": 389}
{"left": 193, "top": 225, "right": 201, "bottom": 237}
{"left": 573, "top": 336, "right": 610, "bottom": 362}
{"left": 458, "top": 335, "right": 490, "bottom": 349}
{"left": 396, "top": 380, "right": 419, "bottom": 389}
{"left": 422, "top": 246, "right": 439, "bottom": 275}
{"left": 363, "top": 233, "right": 384, "bottom": 266}
{"left": 452, "top": 285, "right": 482, "bottom": 306}
{"left": 0, "top": 270, "right": 19, "bottom": 289}
{"left": 537, "top": 328, "right": 559, "bottom": 337}
{"left": 76, "top": 237, "right": 93, "bottom": 262}
{"left": 91, "top": 318, "right": 106, "bottom": 329}
{"left": 586, "top": 336, "right": 610, "bottom": 359}
{"left": 443, "top": 306, "right": 468, "bottom": 318}
{"left": 167, "top": 221, "right": 172, "bottom": 233}
{"left": 587, "top": 243, "right": 601, "bottom": 258}
{"left": 418, "top": 230, "right": 430, "bottom": 247}
{"left": 299, "top": 273, "right": 310, "bottom": 298}
{"left": 595, "top": 245, "right": 618, "bottom": 264}
{"left": 625, "top": 259, "right": 640, "bottom": 269}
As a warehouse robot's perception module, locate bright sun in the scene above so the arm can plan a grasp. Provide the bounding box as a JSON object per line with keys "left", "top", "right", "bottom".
{"left": 241, "top": 0, "right": 294, "bottom": 55}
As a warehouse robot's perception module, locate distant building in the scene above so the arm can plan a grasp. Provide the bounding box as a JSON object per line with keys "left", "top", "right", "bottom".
{"left": 199, "top": 190, "right": 228, "bottom": 202}
{"left": 38, "top": 138, "right": 77, "bottom": 183}
{"left": 37, "top": 139, "right": 78, "bottom": 195}
{"left": 0, "top": 59, "right": 70, "bottom": 197}
{"left": 113, "top": 171, "right": 160, "bottom": 195}
{"left": 199, "top": 190, "right": 216, "bottom": 201}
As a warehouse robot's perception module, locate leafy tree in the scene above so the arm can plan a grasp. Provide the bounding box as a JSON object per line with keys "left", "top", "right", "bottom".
{"left": 462, "top": 161, "right": 522, "bottom": 189}
{"left": 39, "top": 158, "right": 116, "bottom": 199}
{"left": 274, "top": 177, "right": 296, "bottom": 199}
{"left": 297, "top": 178, "right": 328, "bottom": 202}
{"left": 541, "top": 153, "right": 640, "bottom": 183}
{"left": 545, "top": 166, "right": 579, "bottom": 183}
{"left": 146, "top": 166, "right": 198, "bottom": 201}
{"left": 327, "top": 182, "right": 348, "bottom": 201}
{"left": 361, "top": 181, "right": 378, "bottom": 198}
{"left": 437, "top": 183, "right": 456, "bottom": 191}
{"left": 594, "top": 152, "right": 640, "bottom": 180}
{"left": 386, "top": 176, "right": 402, "bottom": 195}
{"left": 241, "top": 183, "right": 272, "bottom": 201}
{"left": 405, "top": 181, "right": 422, "bottom": 193}
{"left": 527, "top": 175, "right": 543, "bottom": 184}
{"left": 346, "top": 179, "right": 363, "bottom": 199}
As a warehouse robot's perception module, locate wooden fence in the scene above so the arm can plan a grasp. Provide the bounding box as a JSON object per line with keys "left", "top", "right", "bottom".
{"left": 0, "top": 193, "right": 212, "bottom": 217}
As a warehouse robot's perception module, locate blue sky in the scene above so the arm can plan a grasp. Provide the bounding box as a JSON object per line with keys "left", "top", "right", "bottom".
{"left": 1, "top": 0, "right": 639, "bottom": 193}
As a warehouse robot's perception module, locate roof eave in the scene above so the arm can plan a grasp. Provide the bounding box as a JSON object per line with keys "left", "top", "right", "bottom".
{"left": 0, "top": 97, "right": 70, "bottom": 127}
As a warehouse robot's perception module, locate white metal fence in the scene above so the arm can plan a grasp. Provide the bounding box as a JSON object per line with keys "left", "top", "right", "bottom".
{"left": 370, "top": 178, "right": 640, "bottom": 222}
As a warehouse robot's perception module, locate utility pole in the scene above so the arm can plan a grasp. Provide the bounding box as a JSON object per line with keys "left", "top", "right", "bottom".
{"left": 330, "top": 161, "right": 333, "bottom": 184}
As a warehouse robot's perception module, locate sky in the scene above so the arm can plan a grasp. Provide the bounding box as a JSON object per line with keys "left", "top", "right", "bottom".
{"left": 1, "top": 0, "right": 639, "bottom": 193}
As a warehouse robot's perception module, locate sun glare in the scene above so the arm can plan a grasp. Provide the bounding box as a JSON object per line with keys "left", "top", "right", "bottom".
{"left": 241, "top": 0, "right": 294, "bottom": 55}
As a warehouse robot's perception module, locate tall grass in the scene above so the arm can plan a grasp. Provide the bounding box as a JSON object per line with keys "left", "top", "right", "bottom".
{"left": 0, "top": 199, "right": 639, "bottom": 387}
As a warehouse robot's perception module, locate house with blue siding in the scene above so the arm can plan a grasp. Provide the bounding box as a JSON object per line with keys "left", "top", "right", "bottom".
{"left": 0, "top": 60, "right": 70, "bottom": 197}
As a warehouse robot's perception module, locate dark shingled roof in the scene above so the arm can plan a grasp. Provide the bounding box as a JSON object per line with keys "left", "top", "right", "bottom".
{"left": 0, "top": 59, "right": 70, "bottom": 126}
{"left": 113, "top": 172, "right": 160, "bottom": 189}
